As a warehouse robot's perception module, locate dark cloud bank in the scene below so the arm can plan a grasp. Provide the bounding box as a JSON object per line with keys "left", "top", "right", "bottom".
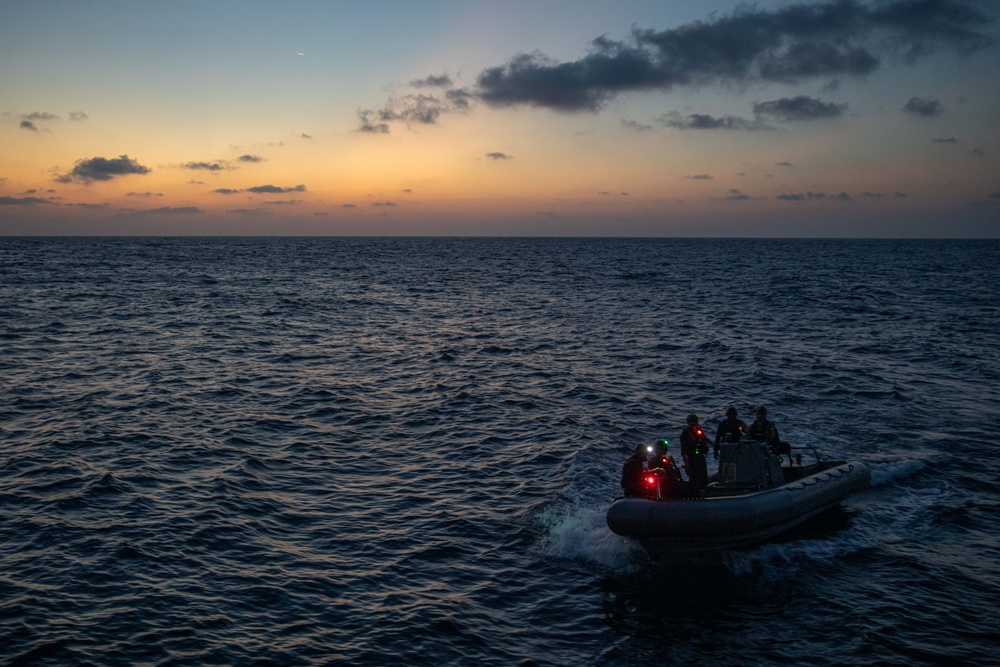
{"left": 55, "top": 155, "right": 151, "bottom": 184}
{"left": 360, "top": 0, "right": 993, "bottom": 132}
{"left": 475, "top": 0, "right": 992, "bottom": 112}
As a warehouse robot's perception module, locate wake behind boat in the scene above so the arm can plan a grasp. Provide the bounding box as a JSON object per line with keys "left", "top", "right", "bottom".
{"left": 606, "top": 439, "right": 870, "bottom": 555}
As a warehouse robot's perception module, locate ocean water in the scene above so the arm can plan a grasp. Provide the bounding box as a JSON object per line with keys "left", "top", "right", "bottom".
{"left": 1, "top": 237, "right": 998, "bottom": 667}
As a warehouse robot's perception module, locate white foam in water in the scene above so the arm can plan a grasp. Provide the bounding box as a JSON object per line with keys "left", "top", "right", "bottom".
{"left": 535, "top": 503, "right": 645, "bottom": 572}
{"left": 869, "top": 459, "right": 927, "bottom": 486}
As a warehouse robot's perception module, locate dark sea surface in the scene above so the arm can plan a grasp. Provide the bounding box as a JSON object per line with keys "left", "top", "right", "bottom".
{"left": 1, "top": 237, "right": 999, "bottom": 667}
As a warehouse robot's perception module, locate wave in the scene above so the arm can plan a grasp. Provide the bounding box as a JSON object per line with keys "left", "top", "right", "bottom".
{"left": 535, "top": 503, "right": 645, "bottom": 572}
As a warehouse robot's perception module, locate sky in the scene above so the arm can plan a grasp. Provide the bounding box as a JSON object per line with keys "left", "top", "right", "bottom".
{"left": 1, "top": 0, "right": 998, "bottom": 237}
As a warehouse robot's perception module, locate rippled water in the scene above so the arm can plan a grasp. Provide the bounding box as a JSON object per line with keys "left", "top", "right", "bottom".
{"left": 2, "top": 237, "right": 998, "bottom": 666}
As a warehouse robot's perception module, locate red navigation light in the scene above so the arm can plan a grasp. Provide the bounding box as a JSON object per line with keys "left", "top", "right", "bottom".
{"left": 644, "top": 475, "right": 656, "bottom": 486}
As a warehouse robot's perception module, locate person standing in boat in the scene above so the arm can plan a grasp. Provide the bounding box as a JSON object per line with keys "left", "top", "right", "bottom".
{"left": 620, "top": 444, "right": 647, "bottom": 497}
{"left": 680, "top": 414, "right": 712, "bottom": 487}
{"left": 714, "top": 406, "right": 747, "bottom": 454}
{"left": 747, "top": 406, "right": 791, "bottom": 456}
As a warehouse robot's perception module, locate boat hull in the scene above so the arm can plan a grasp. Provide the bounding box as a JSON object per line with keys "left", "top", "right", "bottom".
{"left": 606, "top": 461, "right": 870, "bottom": 554}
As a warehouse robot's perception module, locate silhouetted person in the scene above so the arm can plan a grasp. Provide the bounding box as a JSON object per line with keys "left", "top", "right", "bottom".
{"left": 620, "top": 444, "right": 648, "bottom": 497}
{"left": 747, "top": 406, "right": 791, "bottom": 456}
{"left": 647, "top": 440, "right": 683, "bottom": 483}
{"left": 680, "top": 414, "right": 712, "bottom": 487}
{"left": 715, "top": 406, "right": 747, "bottom": 454}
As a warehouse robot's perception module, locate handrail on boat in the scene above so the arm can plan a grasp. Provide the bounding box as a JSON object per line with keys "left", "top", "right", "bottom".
{"left": 786, "top": 445, "right": 821, "bottom": 466}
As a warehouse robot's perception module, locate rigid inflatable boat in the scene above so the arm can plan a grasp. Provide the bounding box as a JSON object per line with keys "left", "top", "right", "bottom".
{"left": 606, "top": 440, "right": 870, "bottom": 555}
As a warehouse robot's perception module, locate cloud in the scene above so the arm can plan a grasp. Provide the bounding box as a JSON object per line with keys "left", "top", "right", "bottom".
{"left": 340, "top": 203, "right": 357, "bottom": 208}
{"left": 473, "top": 0, "right": 993, "bottom": 112}
{"left": 0, "top": 196, "right": 56, "bottom": 206}
{"left": 411, "top": 74, "right": 453, "bottom": 88}
{"left": 357, "top": 110, "right": 390, "bottom": 134}
{"left": 372, "top": 201, "right": 396, "bottom": 207}
{"left": 778, "top": 191, "right": 854, "bottom": 201}
{"left": 486, "top": 152, "right": 513, "bottom": 160}
{"left": 753, "top": 95, "right": 848, "bottom": 121}
{"left": 659, "top": 111, "right": 771, "bottom": 131}
{"left": 237, "top": 154, "right": 263, "bottom": 163}
{"left": 22, "top": 111, "right": 59, "bottom": 121}
{"left": 55, "top": 155, "right": 151, "bottom": 183}
{"left": 227, "top": 208, "right": 271, "bottom": 216}
{"left": 633, "top": 96, "right": 844, "bottom": 133}
{"left": 932, "top": 137, "right": 958, "bottom": 143}
{"left": 685, "top": 174, "right": 714, "bottom": 180}
{"left": 621, "top": 119, "right": 654, "bottom": 131}
{"left": 19, "top": 111, "right": 61, "bottom": 131}
{"left": 212, "top": 188, "right": 243, "bottom": 195}
{"left": 246, "top": 184, "right": 306, "bottom": 194}
{"left": 127, "top": 191, "right": 164, "bottom": 197}
{"left": 358, "top": 86, "right": 475, "bottom": 133}
{"left": 862, "top": 191, "right": 908, "bottom": 198}
{"left": 903, "top": 96, "right": 944, "bottom": 117}
{"left": 69, "top": 111, "right": 88, "bottom": 121}
{"left": 707, "top": 188, "right": 767, "bottom": 202}
{"left": 445, "top": 88, "right": 474, "bottom": 111}
{"left": 142, "top": 206, "right": 203, "bottom": 214}
{"left": 183, "top": 161, "right": 228, "bottom": 171}
{"left": 65, "top": 202, "right": 110, "bottom": 209}
{"left": 358, "top": 94, "right": 452, "bottom": 132}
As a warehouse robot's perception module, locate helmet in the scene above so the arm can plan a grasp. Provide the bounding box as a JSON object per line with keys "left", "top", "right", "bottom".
{"left": 726, "top": 407, "right": 737, "bottom": 417}
{"left": 756, "top": 405, "right": 767, "bottom": 415}
{"left": 686, "top": 414, "right": 698, "bottom": 425}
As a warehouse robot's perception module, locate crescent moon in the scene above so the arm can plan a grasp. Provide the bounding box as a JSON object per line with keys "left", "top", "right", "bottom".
{"left": 296, "top": 51, "right": 305, "bottom": 56}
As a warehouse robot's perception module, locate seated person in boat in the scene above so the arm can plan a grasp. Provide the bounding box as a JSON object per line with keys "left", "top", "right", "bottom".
{"left": 747, "top": 406, "right": 791, "bottom": 456}
{"left": 647, "top": 440, "right": 683, "bottom": 482}
{"left": 646, "top": 439, "right": 697, "bottom": 498}
{"left": 620, "top": 444, "right": 647, "bottom": 497}
{"left": 714, "top": 406, "right": 747, "bottom": 452}
{"left": 680, "top": 414, "right": 712, "bottom": 487}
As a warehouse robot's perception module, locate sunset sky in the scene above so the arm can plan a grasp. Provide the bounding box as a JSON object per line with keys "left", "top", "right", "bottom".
{"left": 2, "top": 0, "right": 998, "bottom": 236}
